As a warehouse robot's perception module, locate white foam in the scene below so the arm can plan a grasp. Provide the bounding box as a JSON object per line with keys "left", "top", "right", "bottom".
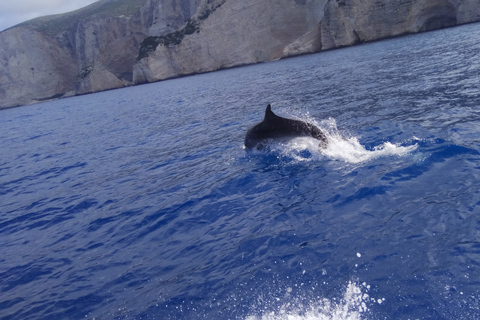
{"left": 245, "top": 281, "right": 373, "bottom": 320}
{"left": 320, "top": 118, "right": 418, "bottom": 164}
{"left": 270, "top": 117, "right": 417, "bottom": 164}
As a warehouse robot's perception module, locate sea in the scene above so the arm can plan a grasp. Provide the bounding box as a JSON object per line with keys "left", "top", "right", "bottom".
{"left": 1, "top": 22, "right": 480, "bottom": 320}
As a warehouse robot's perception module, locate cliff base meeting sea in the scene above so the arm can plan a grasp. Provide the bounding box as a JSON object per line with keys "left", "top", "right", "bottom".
{"left": 1, "top": 23, "right": 480, "bottom": 320}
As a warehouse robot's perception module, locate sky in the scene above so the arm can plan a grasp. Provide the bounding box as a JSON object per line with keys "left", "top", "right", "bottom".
{"left": 0, "top": 0, "right": 98, "bottom": 32}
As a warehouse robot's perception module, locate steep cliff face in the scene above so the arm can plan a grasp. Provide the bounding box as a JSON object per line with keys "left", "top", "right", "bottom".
{"left": 319, "top": 0, "right": 476, "bottom": 49}
{"left": 133, "top": 0, "right": 480, "bottom": 84}
{"left": 0, "top": 0, "right": 201, "bottom": 108}
{"left": 133, "top": 0, "right": 327, "bottom": 83}
{"left": 0, "top": 0, "right": 480, "bottom": 109}
{"left": 74, "top": 0, "right": 203, "bottom": 94}
{"left": 0, "top": 27, "right": 77, "bottom": 108}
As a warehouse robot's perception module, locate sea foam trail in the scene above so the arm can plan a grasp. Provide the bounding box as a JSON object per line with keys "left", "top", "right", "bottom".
{"left": 265, "top": 117, "right": 418, "bottom": 164}
{"left": 245, "top": 281, "right": 375, "bottom": 320}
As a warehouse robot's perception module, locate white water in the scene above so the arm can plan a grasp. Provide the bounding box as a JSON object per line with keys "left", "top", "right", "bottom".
{"left": 319, "top": 118, "right": 418, "bottom": 164}
{"left": 259, "top": 117, "right": 418, "bottom": 164}
{"left": 245, "top": 281, "right": 383, "bottom": 320}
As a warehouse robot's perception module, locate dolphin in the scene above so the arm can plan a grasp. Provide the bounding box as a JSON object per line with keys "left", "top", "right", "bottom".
{"left": 244, "top": 104, "right": 328, "bottom": 150}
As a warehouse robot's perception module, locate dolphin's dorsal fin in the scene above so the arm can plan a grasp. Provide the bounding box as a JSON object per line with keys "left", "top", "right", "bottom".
{"left": 264, "top": 104, "right": 277, "bottom": 120}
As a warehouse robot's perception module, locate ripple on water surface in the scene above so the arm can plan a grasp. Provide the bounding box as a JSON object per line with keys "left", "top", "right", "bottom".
{"left": 1, "top": 23, "right": 480, "bottom": 320}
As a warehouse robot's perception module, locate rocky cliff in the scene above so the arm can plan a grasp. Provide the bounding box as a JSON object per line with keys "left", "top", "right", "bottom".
{"left": 1, "top": 0, "right": 479, "bottom": 109}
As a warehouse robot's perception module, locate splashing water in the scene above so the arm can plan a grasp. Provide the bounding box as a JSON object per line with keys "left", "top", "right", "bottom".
{"left": 259, "top": 117, "right": 418, "bottom": 164}
{"left": 245, "top": 281, "right": 376, "bottom": 320}
{"left": 319, "top": 118, "right": 417, "bottom": 164}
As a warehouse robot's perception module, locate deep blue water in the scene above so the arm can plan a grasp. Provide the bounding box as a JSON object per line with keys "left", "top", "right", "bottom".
{"left": 2, "top": 23, "right": 480, "bottom": 320}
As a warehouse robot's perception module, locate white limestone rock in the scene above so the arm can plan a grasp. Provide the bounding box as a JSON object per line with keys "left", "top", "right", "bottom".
{"left": 1, "top": 0, "right": 480, "bottom": 109}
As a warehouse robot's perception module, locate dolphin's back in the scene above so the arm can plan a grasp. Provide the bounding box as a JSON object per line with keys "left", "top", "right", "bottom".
{"left": 245, "top": 105, "right": 327, "bottom": 149}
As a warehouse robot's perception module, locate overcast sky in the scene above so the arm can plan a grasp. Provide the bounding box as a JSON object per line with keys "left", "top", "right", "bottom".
{"left": 0, "top": 0, "right": 98, "bottom": 32}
